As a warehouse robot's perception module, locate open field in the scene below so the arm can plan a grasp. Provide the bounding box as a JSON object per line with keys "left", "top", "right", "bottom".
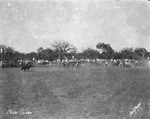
{"left": 0, "top": 64, "right": 150, "bottom": 119}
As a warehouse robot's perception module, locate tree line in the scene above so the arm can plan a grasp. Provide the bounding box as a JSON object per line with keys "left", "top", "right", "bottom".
{"left": 0, "top": 41, "right": 149, "bottom": 62}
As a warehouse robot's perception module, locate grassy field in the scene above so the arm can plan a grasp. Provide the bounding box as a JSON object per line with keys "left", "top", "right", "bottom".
{"left": 0, "top": 64, "right": 150, "bottom": 119}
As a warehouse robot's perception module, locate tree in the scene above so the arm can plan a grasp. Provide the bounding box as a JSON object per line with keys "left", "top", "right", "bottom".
{"left": 113, "top": 51, "right": 122, "bottom": 59}
{"left": 145, "top": 52, "right": 150, "bottom": 59}
{"left": 37, "top": 47, "right": 44, "bottom": 53}
{"left": 134, "top": 48, "right": 147, "bottom": 59}
{"left": 37, "top": 47, "right": 44, "bottom": 60}
{"left": 0, "top": 45, "right": 6, "bottom": 61}
{"left": 0, "top": 45, "right": 16, "bottom": 61}
{"left": 36, "top": 47, "right": 57, "bottom": 61}
{"left": 5, "top": 47, "right": 15, "bottom": 61}
{"left": 82, "top": 48, "right": 100, "bottom": 59}
{"left": 41, "top": 48, "right": 57, "bottom": 61}
{"left": 13, "top": 51, "right": 25, "bottom": 61}
{"left": 96, "top": 43, "right": 114, "bottom": 59}
{"left": 25, "top": 52, "right": 38, "bottom": 60}
{"left": 120, "top": 47, "right": 135, "bottom": 59}
{"left": 52, "top": 41, "right": 77, "bottom": 62}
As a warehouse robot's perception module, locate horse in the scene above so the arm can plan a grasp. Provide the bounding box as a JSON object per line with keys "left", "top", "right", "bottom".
{"left": 62, "top": 61, "right": 70, "bottom": 67}
{"left": 112, "top": 60, "right": 120, "bottom": 67}
{"left": 74, "top": 61, "right": 82, "bottom": 68}
{"left": 21, "top": 62, "right": 32, "bottom": 71}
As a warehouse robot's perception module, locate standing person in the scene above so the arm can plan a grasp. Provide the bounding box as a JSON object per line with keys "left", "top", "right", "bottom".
{"left": 105, "top": 60, "right": 108, "bottom": 67}
{"left": 117, "top": 60, "right": 120, "bottom": 67}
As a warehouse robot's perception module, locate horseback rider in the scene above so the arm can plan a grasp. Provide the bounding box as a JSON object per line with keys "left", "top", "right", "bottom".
{"left": 21, "top": 60, "right": 32, "bottom": 71}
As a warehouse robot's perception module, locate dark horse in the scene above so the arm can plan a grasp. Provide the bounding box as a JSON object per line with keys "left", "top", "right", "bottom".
{"left": 112, "top": 60, "right": 120, "bottom": 67}
{"left": 21, "top": 62, "right": 32, "bottom": 71}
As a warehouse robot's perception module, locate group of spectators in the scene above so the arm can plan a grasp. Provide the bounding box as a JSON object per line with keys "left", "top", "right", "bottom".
{"left": 1, "top": 58, "right": 149, "bottom": 68}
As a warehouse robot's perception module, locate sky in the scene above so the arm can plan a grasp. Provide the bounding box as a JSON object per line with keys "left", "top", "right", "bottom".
{"left": 0, "top": 0, "right": 150, "bottom": 53}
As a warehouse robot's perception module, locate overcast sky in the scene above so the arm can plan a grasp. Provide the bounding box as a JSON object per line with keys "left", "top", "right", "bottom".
{"left": 0, "top": 0, "right": 150, "bottom": 53}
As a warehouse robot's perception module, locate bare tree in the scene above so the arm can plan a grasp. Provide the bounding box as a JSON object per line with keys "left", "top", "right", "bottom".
{"left": 52, "top": 41, "right": 77, "bottom": 62}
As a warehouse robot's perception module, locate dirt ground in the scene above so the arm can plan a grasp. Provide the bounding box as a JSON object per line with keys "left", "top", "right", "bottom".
{"left": 1, "top": 64, "right": 150, "bottom": 119}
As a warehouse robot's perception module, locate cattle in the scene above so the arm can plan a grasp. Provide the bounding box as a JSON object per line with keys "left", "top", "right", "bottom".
{"left": 21, "top": 62, "right": 32, "bottom": 71}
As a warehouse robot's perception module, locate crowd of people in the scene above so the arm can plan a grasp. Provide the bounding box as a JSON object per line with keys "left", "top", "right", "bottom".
{"left": 0, "top": 57, "right": 149, "bottom": 69}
